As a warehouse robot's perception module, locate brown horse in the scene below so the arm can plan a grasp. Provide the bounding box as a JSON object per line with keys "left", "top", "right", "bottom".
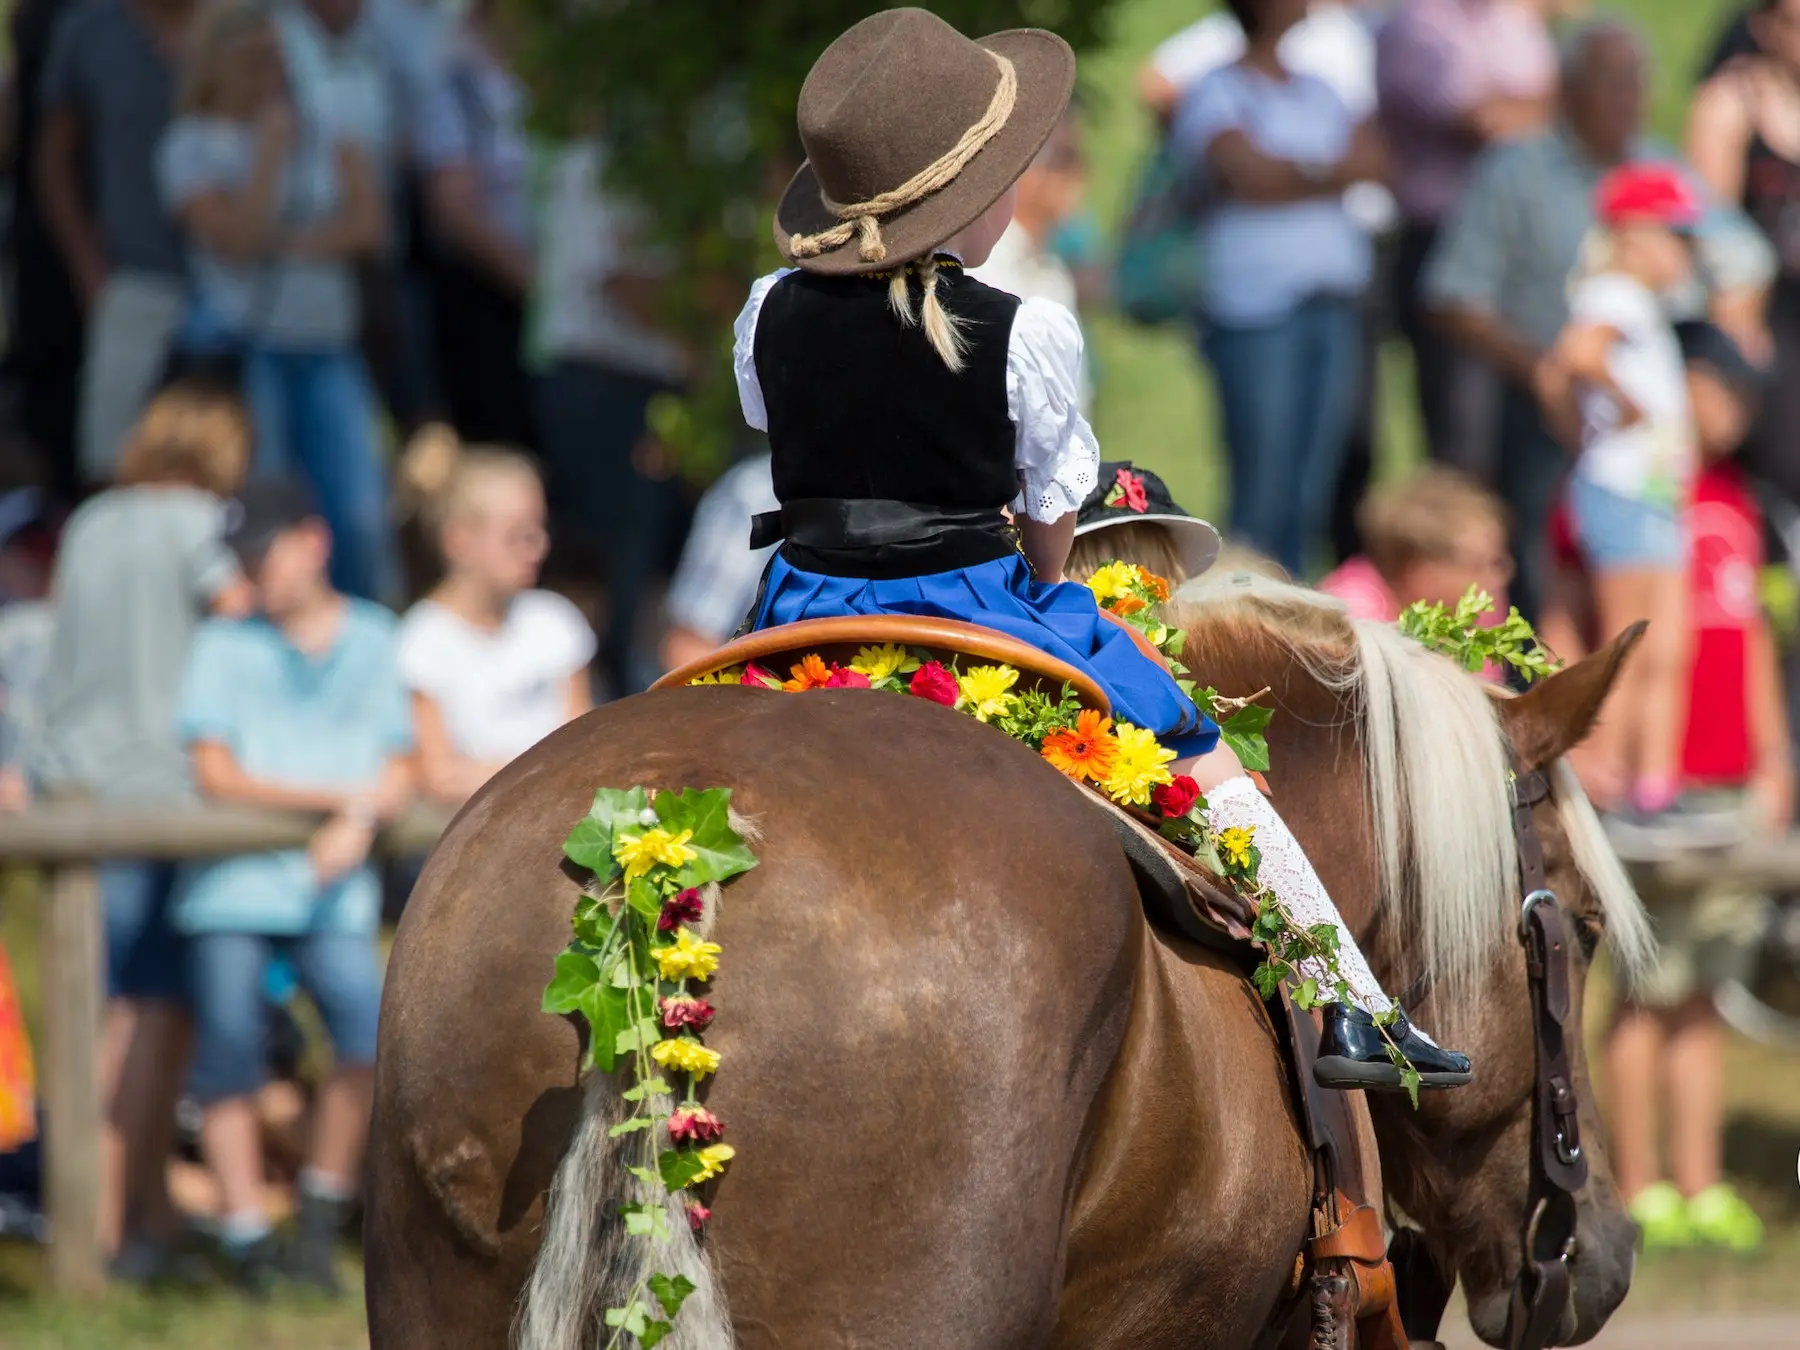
{"left": 364, "top": 572, "right": 1652, "bottom": 1349}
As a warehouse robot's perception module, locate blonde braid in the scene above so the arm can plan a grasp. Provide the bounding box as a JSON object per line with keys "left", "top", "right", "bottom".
{"left": 917, "top": 256, "right": 968, "bottom": 372}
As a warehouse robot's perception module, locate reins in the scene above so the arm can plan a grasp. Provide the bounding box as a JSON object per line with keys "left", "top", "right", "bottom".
{"left": 1391, "top": 763, "right": 1590, "bottom": 1350}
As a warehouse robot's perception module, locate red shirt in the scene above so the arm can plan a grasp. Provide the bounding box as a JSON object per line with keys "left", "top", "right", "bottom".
{"left": 1549, "top": 464, "right": 1762, "bottom": 785}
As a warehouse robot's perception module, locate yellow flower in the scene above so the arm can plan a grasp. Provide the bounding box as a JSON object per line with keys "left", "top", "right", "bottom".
{"left": 850, "top": 642, "right": 916, "bottom": 683}
{"left": 690, "top": 666, "right": 744, "bottom": 686}
{"left": 651, "top": 1035, "right": 723, "bottom": 1080}
{"left": 692, "top": 1142, "right": 736, "bottom": 1183}
{"left": 654, "top": 926, "right": 722, "bottom": 981}
{"left": 956, "top": 664, "right": 1020, "bottom": 722}
{"left": 614, "top": 827, "right": 697, "bottom": 880}
{"left": 1217, "top": 826, "right": 1257, "bottom": 869}
{"left": 1086, "top": 561, "right": 1145, "bottom": 604}
{"left": 1102, "top": 723, "right": 1178, "bottom": 806}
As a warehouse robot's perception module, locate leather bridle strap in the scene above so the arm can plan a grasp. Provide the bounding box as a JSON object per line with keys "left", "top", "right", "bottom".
{"left": 1389, "top": 766, "right": 1590, "bottom": 1350}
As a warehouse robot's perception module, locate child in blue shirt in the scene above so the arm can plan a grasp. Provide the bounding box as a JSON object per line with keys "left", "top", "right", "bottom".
{"left": 174, "top": 476, "right": 413, "bottom": 1294}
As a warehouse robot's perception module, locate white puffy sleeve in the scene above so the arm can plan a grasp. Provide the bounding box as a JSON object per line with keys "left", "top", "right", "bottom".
{"left": 1007, "top": 298, "right": 1101, "bottom": 522}
{"left": 732, "top": 269, "right": 794, "bottom": 432}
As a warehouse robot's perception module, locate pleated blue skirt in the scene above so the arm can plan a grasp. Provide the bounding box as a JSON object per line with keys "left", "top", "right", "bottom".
{"left": 749, "top": 551, "right": 1219, "bottom": 756}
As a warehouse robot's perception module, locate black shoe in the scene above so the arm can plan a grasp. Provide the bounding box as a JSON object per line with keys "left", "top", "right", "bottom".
{"left": 1313, "top": 1002, "right": 1472, "bottom": 1091}
{"left": 221, "top": 1231, "right": 286, "bottom": 1300}
{"left": 286, "top": 1191, "right": 349, "bottom": 1297}
{"left": 109, "top": 1232, "right": 216, "bottom": 1289}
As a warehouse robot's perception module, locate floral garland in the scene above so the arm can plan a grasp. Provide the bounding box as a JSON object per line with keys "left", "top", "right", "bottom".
{"left": 543, "top": 785, "right": 757, "bottom": 1348}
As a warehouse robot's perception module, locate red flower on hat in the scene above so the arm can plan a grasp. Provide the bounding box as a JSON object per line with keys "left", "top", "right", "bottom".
{"left": 909, "top": 660, "right": 958, "bottom": 706}
{"left": 824, "top": 665, "right": 871, "bottom": 689}
{"left": 743, "top": 661, "right": 783, "bottom": 689}
{"left": 1594, "top": 163, "right": 1702, "bottom": 230}
{"left": 1116, "top": 468, "right": 1149, "bottom": 513}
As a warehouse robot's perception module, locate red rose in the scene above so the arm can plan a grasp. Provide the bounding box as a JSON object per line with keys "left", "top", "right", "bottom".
{"left": 668, "top": 1106, "right": 727, "bottom": 1145}
{"left": 686, "top": 1201, "right": 712, "bottom": 1231}
{"left": 658, "top": 888, "right": 706, "bottom": 932}
{"left": 660, "top": 995, "right": 718, "bottom": 1031}
{"left": 1116, "top": 468, "right": 1149, "bottom": 514}
{"left": 824, "top": 666, "right": 871, "bottom": 689}
{"left": 909, "top": 660, "right": 958, "bottom": 706}
{"left": 1152, "top": 774, "right": 1200, "bottom": 819}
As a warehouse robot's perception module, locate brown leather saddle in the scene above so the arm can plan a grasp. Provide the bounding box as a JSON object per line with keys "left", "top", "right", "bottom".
{"left": 656, "top": 617, "right": 1408, "bottom": 1350}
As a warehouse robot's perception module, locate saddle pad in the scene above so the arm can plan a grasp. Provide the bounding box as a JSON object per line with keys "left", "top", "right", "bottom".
{"left": 653, "top": 613, "right": 1113, "bottom": 710}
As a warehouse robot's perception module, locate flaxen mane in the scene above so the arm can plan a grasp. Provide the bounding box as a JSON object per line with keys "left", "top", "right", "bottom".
{"left": 1172, "top": 571, "right": 1651, "bottom": 1017}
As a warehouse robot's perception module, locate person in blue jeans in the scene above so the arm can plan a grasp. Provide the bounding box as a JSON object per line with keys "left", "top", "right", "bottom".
{"left": 1172, "top": 0, "right": 1386, "bottom": 576}
{"left": 157, "top": 0, "right": 395, "bottom": 603}
{"left": 174, "top": 475, "right": 413, "bottom": 1294}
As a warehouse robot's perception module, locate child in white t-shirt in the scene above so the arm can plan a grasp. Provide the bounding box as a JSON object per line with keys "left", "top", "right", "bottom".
{"left": 397, "top": 428, "right": 595, "bottom": 805}
{"left": 1543, "top": 163, "right": 1700, "bottom": 829}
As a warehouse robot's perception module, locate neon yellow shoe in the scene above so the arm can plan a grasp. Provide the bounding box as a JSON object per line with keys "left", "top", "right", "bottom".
{"left": 1629, "top": 1182, "right": 1694, "bottom": 1250}
{"left": 1686, "top": 1184, "right": 1764, "bottom": 1253}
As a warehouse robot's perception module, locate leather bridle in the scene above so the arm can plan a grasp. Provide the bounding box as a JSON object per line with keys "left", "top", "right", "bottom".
{"left": 1390, "top": 764, "right": 1591, "bottom": 1350}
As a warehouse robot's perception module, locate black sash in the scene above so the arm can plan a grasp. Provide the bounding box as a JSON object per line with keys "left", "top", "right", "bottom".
{"left": 749, "top": 497, "right": 1020, "bottom": 581}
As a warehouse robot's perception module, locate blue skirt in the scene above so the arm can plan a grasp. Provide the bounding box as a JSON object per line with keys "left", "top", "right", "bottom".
{"left": 749, "top": 551, "right": 1220, "bottom": 756}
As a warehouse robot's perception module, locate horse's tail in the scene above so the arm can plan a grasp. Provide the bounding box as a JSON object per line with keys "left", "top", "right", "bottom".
{"left": 513, "top": 1068, "right": 732, "bottom": 1350}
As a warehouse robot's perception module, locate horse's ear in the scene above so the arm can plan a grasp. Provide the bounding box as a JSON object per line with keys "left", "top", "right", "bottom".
{"left": 1498, "top": 622, "right": 1646, "bottom": 771}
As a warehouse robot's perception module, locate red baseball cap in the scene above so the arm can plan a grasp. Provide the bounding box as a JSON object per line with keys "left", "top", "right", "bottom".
{"left": 1594, "top": 163, "right": 1703, "bottom": 231}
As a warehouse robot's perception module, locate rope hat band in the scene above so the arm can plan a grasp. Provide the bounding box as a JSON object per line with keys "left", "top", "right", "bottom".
{"left": 788, "top": 49, "right": 1018, "bottom": 265}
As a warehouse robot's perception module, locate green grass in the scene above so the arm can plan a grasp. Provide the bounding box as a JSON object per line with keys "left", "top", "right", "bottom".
{"left": 0, "top": 1, "right": 1789, "bottom": 1343}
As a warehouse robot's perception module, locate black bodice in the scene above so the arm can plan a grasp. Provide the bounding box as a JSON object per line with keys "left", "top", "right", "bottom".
{"left": 752, "top": 262, "right": 1023, "bottom": 577}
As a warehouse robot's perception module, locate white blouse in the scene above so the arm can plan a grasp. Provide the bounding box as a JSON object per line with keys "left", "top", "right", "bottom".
{"left": 732, "top": 268, "right": 1101, "bottom": 523}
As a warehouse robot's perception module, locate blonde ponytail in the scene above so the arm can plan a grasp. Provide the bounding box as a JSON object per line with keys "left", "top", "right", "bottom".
{"left": 397, "top": 421, "right": 540, "bottom": 541}
{"left": 884, "top": 256, "right": 969, "bottom": 372}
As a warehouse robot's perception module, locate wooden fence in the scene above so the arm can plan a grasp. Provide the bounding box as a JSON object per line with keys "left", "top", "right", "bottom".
{"left": 0, "top": 802, "right": 452, "bottom": 1294}
{"left": 6, "top": 803, "right": 1800, "bottom": 1294}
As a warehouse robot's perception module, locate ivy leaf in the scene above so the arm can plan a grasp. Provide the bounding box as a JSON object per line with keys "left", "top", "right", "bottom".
{"left": 649, "top": 1273, "right": 697, "bottom": 1319}
{"left": 639, "top": 1319, "right": 675, "bottom": 1349}
{"left": 609, "top": 1116, "right": 654, "bottom": 1138}
{"left": 1296, "top": 977, "right": 1319, "bottom": 1009}
{"left": 542, "top": 950, "right": 599, "bottom": 1015}
{"left": 621, "top": 1077, "right": 672, "bottom": 1102}
{"left": 572, "top": 895, "right": 616, "bottom": 948}
{"left": 621, "top": 1201, "right": 670, "bottom": 1238}
{"left": 656, "top": 788, "right": 758, "bottom": 887}
{"left": 626, "top": 876, "right": 664, "bottom": 920}
{"left": 658, "top": 1148, "right": 709, "bottom": 1191}
{"left": 1250, "top": 961, "right": 1283, "bottom": 999}
{"left": 564, "top": 786, "right": 650, "bottom": 875}
{"left": 605, "top": 1301, "right": 650, "bottom": 1336}
{"left": 1220, "top": 702, "right": 1273, "bottom": 773}
{"left": 578, "top": 982, "right": 629, "bottom": 1073}
{"left": 615, "top": 1017, "right": 663, "bottom": 1058}
{"left": 626, "top": 1164, "right": 658, "bottom": 1185}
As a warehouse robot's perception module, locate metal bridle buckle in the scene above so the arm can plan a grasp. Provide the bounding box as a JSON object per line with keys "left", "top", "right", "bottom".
{"left": 1519, "top": 889, "right": 1557, "bottom": 940}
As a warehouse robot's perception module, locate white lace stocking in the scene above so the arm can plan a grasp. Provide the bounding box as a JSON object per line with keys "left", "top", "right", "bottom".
{"left": 1203, "top": 776, "right": 1393, "bottom": 1016}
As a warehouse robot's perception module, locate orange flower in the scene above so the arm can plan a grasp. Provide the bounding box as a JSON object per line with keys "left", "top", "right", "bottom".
{"left": 1040, "top": 710, "right": 1119, "bottom": 783}
{"left": 782, "top": 653, "right": 832, "bottom": 691}
{"left": 1145, "top": 572, "right": 1171, "bottom": 602}
{"left": 1112, "top": 595, "right": 1147, "bottom": 618}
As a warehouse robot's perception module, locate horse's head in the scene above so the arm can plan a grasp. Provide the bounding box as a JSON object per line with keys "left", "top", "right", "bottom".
{"left": 1172, "top": 573, "right": 1651, "bottom": 1348}
{"left": 1377, "top": 628, "right": 1649, "bottom": 1347}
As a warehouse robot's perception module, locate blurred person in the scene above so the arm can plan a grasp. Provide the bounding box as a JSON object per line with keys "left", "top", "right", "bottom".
{"left": 34, "top": 384, "right": 251, "bottom": 1279}
{"left": 1062, "top": 460, "right": 1221, "bottom": 586}
{"left": 1532, "top": 164, "right": 1699, "bottom": 836}
{"left": 36, "top": 0, "right": 195, "bottom": 484}
{"left": 1376, "top": 0, "right": 1558, "bottom": 477}
{"left": 1687, "top": 0, "right": 1800, "bottom": 517}
{"left": 1173, "top": 0, "right": 1388, "bottom": 577}
{"left": 1540, "top": 321, "right": 1781, "bottom": 1252}
{"left": 396, "top": 428, "right": 592, "bottom": 807}
{"left": 417, "top": 0, "right": 536, "bottom": 449}
{"left": 1319, "top": 466, "right": 1513, "bottom": 623}
{"left": 173, "top": 474, "right": 412, "bottom": 1294}
{"left": 527, "top": 138, "right": 688, "bottom": 696}
{"left": 159, "top": 0, "right": 395, "bottom": 603}
{"left": 8, "top": 0, "right": 86, "bottom": 502}
{"left": 1699, "top": 6, "right": 1763, "bottom": 83}
{"left": 658, "top": 450, "right": 777, "bottom": 673}
{"left": 1424, "top": 17, "right": 1776, "bottom": 622}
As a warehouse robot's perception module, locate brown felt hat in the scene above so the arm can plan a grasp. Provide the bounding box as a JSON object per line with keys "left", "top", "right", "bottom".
{"left": 775, "top": 8, "right": 1076, "bottom": 276}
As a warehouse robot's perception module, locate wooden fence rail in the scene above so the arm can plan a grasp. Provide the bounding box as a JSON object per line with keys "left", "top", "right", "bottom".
{"left": 7, "top": 801, "right": 1800, "bottom": 1295}
{"left": 2, "top": 802, "right": 452, "bottom": 1294}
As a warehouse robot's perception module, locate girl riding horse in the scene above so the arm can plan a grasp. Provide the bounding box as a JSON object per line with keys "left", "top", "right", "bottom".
{"left": 736, "top": 6, "right": 1466, "bottom": 1090}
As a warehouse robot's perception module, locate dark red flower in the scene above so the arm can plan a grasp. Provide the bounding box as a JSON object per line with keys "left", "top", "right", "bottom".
{"left": 658, "top": 888, "right": 706, "bottom": 932}
{"left": 660, "top": 995, "right": 718, "bottom": 1031}
{"left": 1153, "top": 774, "right": 1201, "bottom": 819}
{"left": 824, "top": 666, "right": 871, "bottom": 689}
{"left": 909, "top": 660, "right": 958, "bottom": 706}
{"left": 668, "top": 1106, "right": 727, "bottom": 1145}
{"left": 1116, "top": 468, "right": 1149, "bottom": 513}
{"left": 687, "top": 1201, "right": 712, "bottom": 1231}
